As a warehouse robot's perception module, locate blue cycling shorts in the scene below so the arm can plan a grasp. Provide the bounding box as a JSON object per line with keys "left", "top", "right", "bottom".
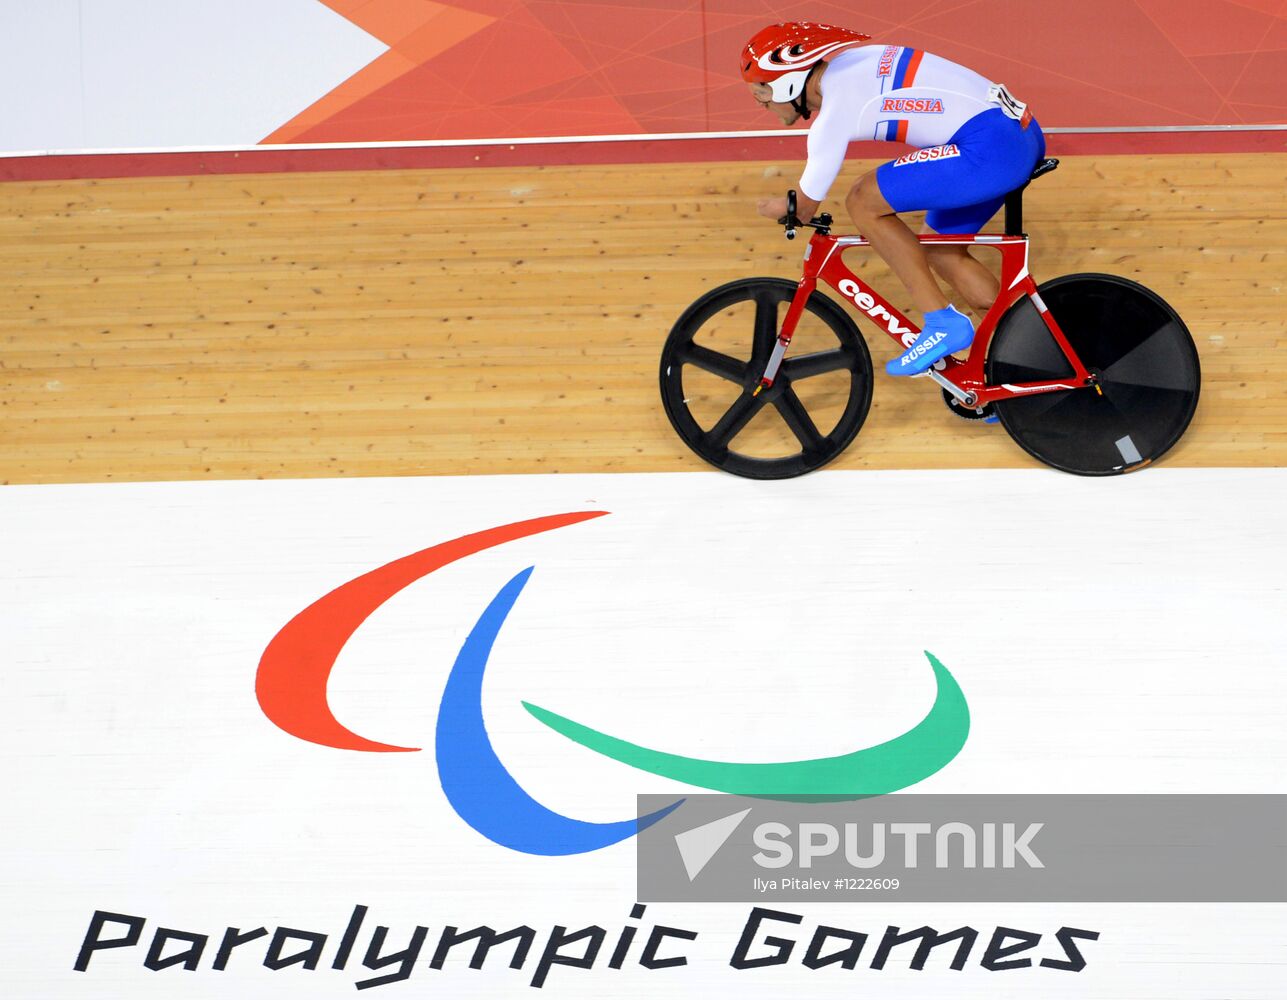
{"left": 875, "top": 107, "right": 1046, "bottom": 234}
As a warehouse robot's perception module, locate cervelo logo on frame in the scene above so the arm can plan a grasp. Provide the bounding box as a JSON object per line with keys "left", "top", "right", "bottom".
{"left": 893, "top": 144, "right": 961, "bottom": 167}
{"left": 881, "top": 97, "right": 944, "bottom": 113}
{"left": 836, "top": 279, "right": 918, "bottom": 347}
{"left": 256, "top": 514, "right": 969, "bottom": 856}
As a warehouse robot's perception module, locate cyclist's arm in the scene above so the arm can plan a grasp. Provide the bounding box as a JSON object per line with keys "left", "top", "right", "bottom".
{"left": 757, "top": 67, "right": 864, "bottom": 224}
{"left": 797, "top": 87, "right": 857, "bottom": 211}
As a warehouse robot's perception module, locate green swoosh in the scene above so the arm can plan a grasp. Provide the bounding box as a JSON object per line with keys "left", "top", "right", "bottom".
{"left": 523, "top": 651, "right": 968, "bottom": 799}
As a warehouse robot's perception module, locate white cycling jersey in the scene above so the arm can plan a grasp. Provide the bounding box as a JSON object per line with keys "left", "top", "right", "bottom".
{"left": 798, "top": 44, "right": 1013, "bottom": 202}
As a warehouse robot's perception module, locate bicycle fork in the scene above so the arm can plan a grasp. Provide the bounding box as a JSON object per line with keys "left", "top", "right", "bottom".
{"left": 752, "top": 277, "right": 816, "bottom": 396}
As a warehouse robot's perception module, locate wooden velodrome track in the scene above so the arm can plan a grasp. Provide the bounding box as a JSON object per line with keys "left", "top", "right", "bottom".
{"left": 1, "top": 152, "right": 1284, "bottom": 484}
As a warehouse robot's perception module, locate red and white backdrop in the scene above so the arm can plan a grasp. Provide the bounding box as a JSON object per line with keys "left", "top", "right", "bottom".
{"left": 3, "top": 0, "right": 1285, "bottom": 154}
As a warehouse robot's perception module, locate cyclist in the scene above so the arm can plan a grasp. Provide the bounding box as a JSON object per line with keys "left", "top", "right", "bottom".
{"left": 742, "top": 22, "right": 1045, "bottom": 375}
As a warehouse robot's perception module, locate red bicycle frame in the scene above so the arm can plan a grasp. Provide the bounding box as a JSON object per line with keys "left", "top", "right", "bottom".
{"left": 757, "top": 230, "right": 1096, "bottom": 407}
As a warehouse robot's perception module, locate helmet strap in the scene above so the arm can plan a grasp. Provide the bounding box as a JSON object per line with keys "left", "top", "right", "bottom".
{"left": 792, "top": 63, "right": 822, "bottom": 121}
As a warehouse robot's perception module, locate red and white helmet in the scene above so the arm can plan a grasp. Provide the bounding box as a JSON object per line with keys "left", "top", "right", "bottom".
{"left": 741, "top": 22, "right": 872, "bottom": 103}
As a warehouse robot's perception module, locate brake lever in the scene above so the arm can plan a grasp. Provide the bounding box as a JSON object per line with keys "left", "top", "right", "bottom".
{"left": 779, "top": 189, "right": 803, "bottom": 240}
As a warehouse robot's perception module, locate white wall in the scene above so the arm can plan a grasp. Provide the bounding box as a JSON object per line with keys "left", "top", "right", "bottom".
{"left": 3, "top": 468, "right": 1286, "bottom": 997}
{"left": 0, "top": 0, "right": 384, "bottom": 153}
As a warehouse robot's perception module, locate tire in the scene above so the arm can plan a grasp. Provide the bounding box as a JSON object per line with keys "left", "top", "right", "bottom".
{"left": 986, "top": 273, "right": 1200, "bottom": 475}
{"left": 660, "top": 278, "right": 874, "bottom": 479}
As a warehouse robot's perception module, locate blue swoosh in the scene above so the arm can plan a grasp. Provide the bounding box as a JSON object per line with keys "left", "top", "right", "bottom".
{"left": 435, "top": 567, "right": 682, "bottom": 855}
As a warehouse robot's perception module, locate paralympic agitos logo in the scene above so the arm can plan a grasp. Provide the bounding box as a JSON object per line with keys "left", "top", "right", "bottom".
{"left": 255, "top": 512, "right": 970, "bottom": 855}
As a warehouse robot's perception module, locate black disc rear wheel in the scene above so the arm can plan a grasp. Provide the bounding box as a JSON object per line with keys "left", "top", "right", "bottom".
{"left": 987, "top": 274, "right": 1200, "bottom": 475}
{"left": 660, "top": 278, "right": 873, "bottom": 479}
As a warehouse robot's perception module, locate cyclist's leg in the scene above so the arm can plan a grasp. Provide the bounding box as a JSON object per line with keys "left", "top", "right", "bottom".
{"left": 844, "top": 180, "right": 1023, "bottom": 321}
{"left": 849, "top": 126, "right": 1020, "bottom": 316}
{"left": 846, "top": 177, "right": 980, "bottom": 377}
{"left": 864, "top": 151, "right": 988, "bottom": 375}
{"left": 844, "top": 172, "right": 947, "bottom": 315}
{"left": 872, "top": 110, "right": 1043, "bottom": 374}
{"left": 919, "top": 116, "right": 1041, "bottom": 314}
{"left": 923, "top": 229, "right": 999, "bottom": 315}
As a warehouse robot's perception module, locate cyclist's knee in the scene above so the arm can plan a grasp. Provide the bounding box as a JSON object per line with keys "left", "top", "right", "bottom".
{"left": 845, "top": 174, "right": 892, "bottom": 222}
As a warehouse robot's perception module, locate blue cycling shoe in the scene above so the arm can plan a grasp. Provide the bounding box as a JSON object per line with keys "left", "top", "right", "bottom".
{"left": 886, "top": 304, "right": 975, "bottom": 376}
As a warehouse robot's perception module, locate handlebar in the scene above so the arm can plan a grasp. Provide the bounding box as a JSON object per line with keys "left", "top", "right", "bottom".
{"left": 777, "top": 189, "right": 832, "bottom": 240}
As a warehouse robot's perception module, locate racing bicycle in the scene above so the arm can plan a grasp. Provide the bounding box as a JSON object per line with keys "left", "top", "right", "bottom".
{"left": 659, "top": 159, "right": 1200, "bottom": 478}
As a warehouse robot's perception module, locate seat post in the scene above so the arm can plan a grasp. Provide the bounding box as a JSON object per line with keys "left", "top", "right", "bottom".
{"left": 1005, "top": 158, "right": 1059, "bottom": 236}
{"left": 1004, "top": 185, "right": 1026, "bottom": 236}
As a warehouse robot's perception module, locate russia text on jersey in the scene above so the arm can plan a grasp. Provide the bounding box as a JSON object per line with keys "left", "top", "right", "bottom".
{"left": 881, "top": 98, "right": 945, "bottom": 114}
{"left": 892, "top": 144, "right": 962, "bottom": 167}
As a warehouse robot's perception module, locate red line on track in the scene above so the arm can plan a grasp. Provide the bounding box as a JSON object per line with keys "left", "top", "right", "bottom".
{"left": 1, "top": 130, "right": 1281, "bottom": 183}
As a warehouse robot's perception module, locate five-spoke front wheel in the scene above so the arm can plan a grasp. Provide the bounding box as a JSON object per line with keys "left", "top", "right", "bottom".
{"left": 659, "top": 278, "right": 874, "bottom": 479}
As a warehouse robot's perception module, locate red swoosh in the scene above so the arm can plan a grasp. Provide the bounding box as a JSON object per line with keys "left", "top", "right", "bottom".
{"left": 255, "top": 511, "right": 608, "bottom": 752}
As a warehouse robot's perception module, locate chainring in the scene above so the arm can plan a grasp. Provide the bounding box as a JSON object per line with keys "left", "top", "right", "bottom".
{"left": 941, "top": 388, "right": 995, "bottom": 421}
